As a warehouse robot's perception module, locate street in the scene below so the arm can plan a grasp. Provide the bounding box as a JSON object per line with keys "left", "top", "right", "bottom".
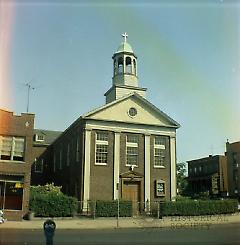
{"left": 0, "top": 224, "right": 240, "bottom": 245}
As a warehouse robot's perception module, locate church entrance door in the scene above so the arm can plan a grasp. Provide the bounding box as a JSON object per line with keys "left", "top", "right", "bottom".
{"left": 122, "top": 181, "right": 140, "bottom": 215}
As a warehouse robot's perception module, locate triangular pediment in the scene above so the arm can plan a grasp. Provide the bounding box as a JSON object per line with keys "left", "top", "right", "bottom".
{"left": 82, "top": 93, "right": 180, "bottom": 128}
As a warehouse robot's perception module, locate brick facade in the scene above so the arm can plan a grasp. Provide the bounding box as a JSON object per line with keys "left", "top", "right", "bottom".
{"left": 89, "top": 130, "right": 114, "bottom": 200}
{"left": 0, "top": 109, "right": 34, "bottom": 220}
{"left": 31, "top": 129, "right": 62, "bottom": 185}
{"left": 35, "top": 122, "right": 85, "bottom": 200}
{"left": 226, "top": 141, "right": 240, "bottom": 197}
{"left": 150, "top": 135, "right": 171, "bottom": 202}
{"left": 40, "top": 122, "right": 175, "bottom": 211}
{"left": 187, "top": 155, "right": 228, "bottom": 196}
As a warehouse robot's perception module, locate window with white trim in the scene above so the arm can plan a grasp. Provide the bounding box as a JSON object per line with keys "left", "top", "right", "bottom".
{"left": 0, "top": 136, "right": 25, "bottom": 161}
{"left": 126, "top": 134, "right": 138, "bottom": 166}
{"left": 154, "top": 136, "right": 166, "bottom": 167}
{"left": 95, "top": 132, "right": 108, "bottom": 165}
{"left": 34, "top": 134, "right": 44, "bottom": 142}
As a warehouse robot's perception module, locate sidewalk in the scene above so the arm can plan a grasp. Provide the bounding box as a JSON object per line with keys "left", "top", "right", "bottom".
{"left": 1, "top": 213, "right": 240, "bottom": 230}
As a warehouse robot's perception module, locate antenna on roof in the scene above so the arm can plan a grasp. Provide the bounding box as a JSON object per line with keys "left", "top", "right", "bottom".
{"left": 25, "top": 82, "right": 35, "bottom": 112}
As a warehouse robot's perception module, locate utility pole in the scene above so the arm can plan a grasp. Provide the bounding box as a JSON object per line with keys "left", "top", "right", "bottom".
{"left": 25, "top": 83, "right": 35, "bottom": 112}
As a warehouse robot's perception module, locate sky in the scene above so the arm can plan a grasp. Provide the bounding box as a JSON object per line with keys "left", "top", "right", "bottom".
{"left": 0, "top": 0, "right": 240, "bottom": 163}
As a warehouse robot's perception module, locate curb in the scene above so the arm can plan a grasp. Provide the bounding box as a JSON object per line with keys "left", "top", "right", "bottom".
{"left": 1, "top": 213, "right": 240, "bottom": 230}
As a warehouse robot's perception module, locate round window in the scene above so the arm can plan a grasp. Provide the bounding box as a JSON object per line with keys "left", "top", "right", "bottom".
{"left": 128, "top": 107, "right": 137, "bottom": 117}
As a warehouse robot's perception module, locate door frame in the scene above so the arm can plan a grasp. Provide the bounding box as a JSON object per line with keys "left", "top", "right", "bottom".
{"left": 119, "top": 171, "right": 144, "bottom": 214}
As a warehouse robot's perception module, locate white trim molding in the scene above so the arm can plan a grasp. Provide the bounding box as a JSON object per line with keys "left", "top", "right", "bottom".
{"left": 170, "top": 136, "right": 177, "bottom": 201}
{"left": 144, "top": 135, "right": 151, "bottom": 204}
{"left": 114, "top": 132, "right": 120, "bottom": 199}
{"left": 83, "top": 129, "right": 91, "bottom": 210}
{"left": 85, "top": 120, "right": 176, "bottom": 138}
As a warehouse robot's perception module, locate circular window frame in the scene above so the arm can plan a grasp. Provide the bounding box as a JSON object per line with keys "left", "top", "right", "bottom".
{"left": 128, "top": 107, "right": 137, "bottom": 118}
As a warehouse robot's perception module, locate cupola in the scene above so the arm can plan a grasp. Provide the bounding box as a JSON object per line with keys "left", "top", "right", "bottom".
{"left": 105, "top": 33, "right": 147, "bottom": 104}
{"left": 112, "top": 32, "right": 138, "bottom": 87}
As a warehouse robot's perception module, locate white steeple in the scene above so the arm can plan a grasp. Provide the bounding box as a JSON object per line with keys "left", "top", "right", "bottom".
{"left": 105, "top": 33, "right": 147, "bottom": 104}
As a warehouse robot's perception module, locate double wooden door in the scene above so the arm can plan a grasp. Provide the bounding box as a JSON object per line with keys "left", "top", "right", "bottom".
{"left": 122, "top": 181, "right": 140, "bottom": 215}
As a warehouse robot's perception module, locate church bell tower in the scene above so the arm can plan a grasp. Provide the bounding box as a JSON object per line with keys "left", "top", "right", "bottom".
{"left": 105, "top": 33, "right": 147, "bottom": 104}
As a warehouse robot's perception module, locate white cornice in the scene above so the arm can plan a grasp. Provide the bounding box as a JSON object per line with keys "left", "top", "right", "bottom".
{"left": 85, "top": 120, "right": 176, "bottom": 137}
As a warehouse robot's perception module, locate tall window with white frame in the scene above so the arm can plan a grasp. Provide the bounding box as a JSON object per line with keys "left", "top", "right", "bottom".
{"left": 126, "top": 134, "right": 139, "bottom": 167}
{"left": 95, "top": 132, "right": 108, "bottom": 165}
{"left": 154, "top": 136, "right": 166, "bottom": 168}
{"left": 0, "top": 136, "right": 25, "bottom": 161}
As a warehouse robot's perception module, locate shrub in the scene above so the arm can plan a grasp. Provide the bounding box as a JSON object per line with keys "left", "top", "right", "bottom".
{"left": 30, "top": 184, "right": 78, "bottom": 217}
{"left": 176, "top": 195, "right": 191, "bottom": 202}
{"left": 30, "top": 183, "right": 62, "bottom": 195}
{"left": 95, "top": 200, "right": 132, "bottom": 217}
{"left": 160, "top": 199, "right": 238, "bottom": 216}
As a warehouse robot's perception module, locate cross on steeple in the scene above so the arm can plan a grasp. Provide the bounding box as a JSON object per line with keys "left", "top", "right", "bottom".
{"left": 122, "top": 32, "right": 128, "bottom": 42}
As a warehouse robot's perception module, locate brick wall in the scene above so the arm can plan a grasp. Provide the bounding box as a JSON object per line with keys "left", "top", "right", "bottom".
{"left": 150, "top": 135, "right": 171, "bottom": 201}
{"left": 31, "top": 145, "right": 47, "bottom": 185}
{"left": 226, "top": 142, "right": 240, "bottom": 196}
{"left": 89, "top": 130, "right": 114, "bottom": 200}
{"left": 39, "top": 122, "right": 85, "bottom": 200}
{"left": 0, "top": 109, "right": 35, "bottom": 220}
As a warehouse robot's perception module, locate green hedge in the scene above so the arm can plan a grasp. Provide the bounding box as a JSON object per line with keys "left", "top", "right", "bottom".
{"left": 95, "top": 200, "right": 132, "bottom": 217}
{"left": 30, "top": 185, "right": 78, "bottom": 217}
{"left": 160, "top": 199, "right": 238, "bottom": 216}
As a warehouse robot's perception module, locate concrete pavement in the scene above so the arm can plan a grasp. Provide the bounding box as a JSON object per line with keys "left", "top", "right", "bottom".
{"left": 1, "top": 213, "right": 240, "bottom": 230}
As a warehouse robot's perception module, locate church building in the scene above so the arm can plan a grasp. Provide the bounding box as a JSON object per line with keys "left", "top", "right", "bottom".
{"left": 39, "top": 34, "right": 180, "bottom": 212}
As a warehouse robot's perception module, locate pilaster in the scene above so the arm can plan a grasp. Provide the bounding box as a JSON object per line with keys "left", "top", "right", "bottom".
{"left": 170, "top": 136, "right": 177, "bottom": 201}
{"left": 144, "top": 134, "right": 151, "bottom": 203}
{"left": 113, "top": 132, "right": 121, "bottom": 199}
{"left": 83, "top": 129, "right": 91, "bottom": 210}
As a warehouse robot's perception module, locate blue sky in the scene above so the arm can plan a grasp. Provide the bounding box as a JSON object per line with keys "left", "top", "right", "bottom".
{"left": 1, "top": 0, "right": 240, "bottom": 163}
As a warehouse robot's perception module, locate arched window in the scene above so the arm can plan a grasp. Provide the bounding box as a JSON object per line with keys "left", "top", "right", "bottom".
{"left": 126, "top": 57, "right": 132, "bottom": 74}
{"left": 114, "top": 59, "right": 117, "bottom": 75}
{"left": 118, "top": 57, "right": 123, "bottom": 74}
{"left": 133, "top": 59, "right": 136, "bottom": 75}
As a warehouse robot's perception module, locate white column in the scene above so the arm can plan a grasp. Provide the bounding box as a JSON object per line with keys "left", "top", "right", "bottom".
{"left": 114, "top": 132, "right": 120, "bottom": 200}
{"left": 144, "top": 135, "right": 151, "bottom": 204}
{"left": 170, "top": 136, "right": 177, "bottom": 201}
{"left": 83, "top": 129, "right": 91, "bottom": 210}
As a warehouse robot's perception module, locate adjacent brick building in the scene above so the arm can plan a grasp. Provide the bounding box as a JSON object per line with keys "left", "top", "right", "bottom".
{"left": 41, "top": 35, "right": 180, "bottom": 213}
{"left": 187, "top": 155, "right": 228, "bottom": 197}
{"left": 31, "top": 129, "right": 62, "bottom": 185}
{"left": 226, "top": 141, "right": 240, "bottom": 198}
{"left": 0, "top": 109, "right": 34, "bottom": 220}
